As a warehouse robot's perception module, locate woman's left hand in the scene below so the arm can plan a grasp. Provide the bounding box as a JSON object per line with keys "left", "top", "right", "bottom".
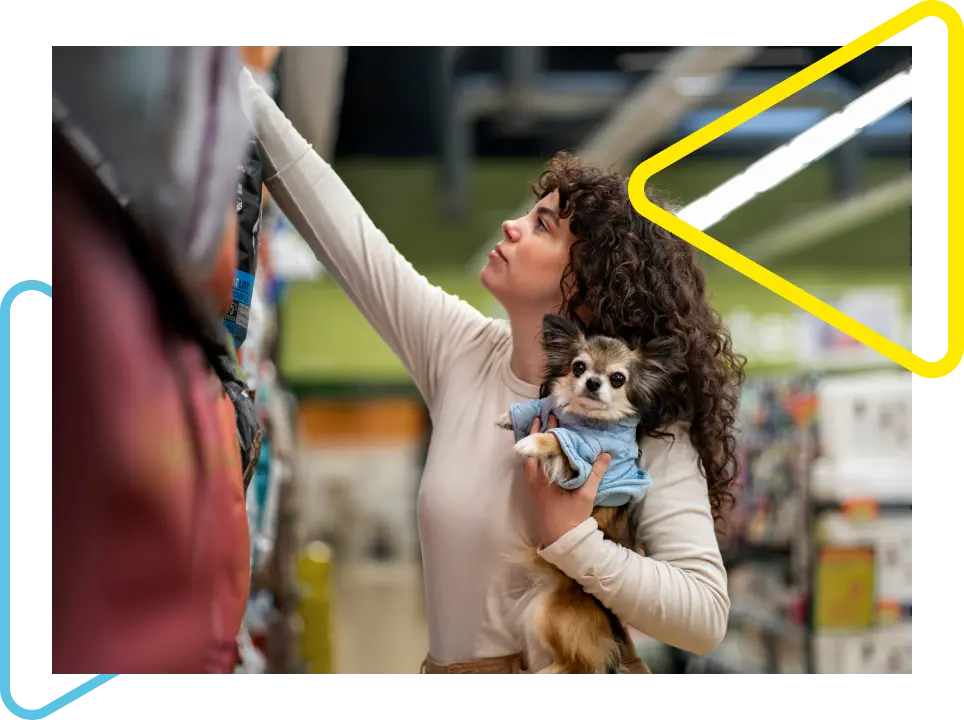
{"left": 523, "top": 414, "right": 611, "bottom": 548}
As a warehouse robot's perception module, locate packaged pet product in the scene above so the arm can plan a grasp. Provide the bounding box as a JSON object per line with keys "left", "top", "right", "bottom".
{"left": 224, "top": 140, "right": 264, "bottom": 350}
{"left": 813, "top": 625, "right": 911, "bottom": 673}
{"left": 816, "top": 371, "right": 911, "bottom": 463}
{"left": 212, "top": 337, "right": 263, "bottom": 493}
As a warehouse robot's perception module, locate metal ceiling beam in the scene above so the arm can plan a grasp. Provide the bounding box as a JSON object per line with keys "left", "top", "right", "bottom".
{"left": 738, "top": 172, "right": 911, "bottom": 264}
{"left": 279, "top": 46, "right": 347, "bottom": 160}
{"left": 577, "top": 46, "right": 759, "bottom": 168}
{"left": 616, "top": 47, "right": 814, "bottom": 73}
{"left": 466, "top": 46, "right": 759, "bottom": 271}
{"left": 501, "top": 47, "right": 544, "bottom": 134}
{"left": 456, "top": 73, "right": 852, "bottom": 120}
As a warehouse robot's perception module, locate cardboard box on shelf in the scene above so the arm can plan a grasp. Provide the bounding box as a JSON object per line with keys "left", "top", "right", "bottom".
{"left": 810, "top": 458, "right": 911, "bottom": 503}
{"left": 876, "top": 623, "right": 912, "bottom": 673}
{"left": 296, "top": 399, "right": 425, "bottom": 564}
{"left": 813, "top": 546, "right": 876, "bottom": 631}
{"left": 815, "top": 514, "right": 912, "bottom": 605}
{"left": 816, "top": 372, "right": 911, "bottom": 463}
{"left": 813, "top": 624, "right": 911, "bottom": 674}
{"left": 877, "top": 533, "right": 912, "bottom": 604}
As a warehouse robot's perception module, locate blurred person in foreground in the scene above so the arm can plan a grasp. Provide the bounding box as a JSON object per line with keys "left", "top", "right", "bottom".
{"left": 241, "top": 68, "right": 744, "bottom": 673}
{"left": 52, "top": 47, "right": 254, "bottom": 673}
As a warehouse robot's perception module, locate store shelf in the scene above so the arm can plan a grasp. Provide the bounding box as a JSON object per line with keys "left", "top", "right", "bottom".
{"left": 811, "top": 499, "right": 912, "bottom": 515}
{"left": 723, "top": 543, "right": 792, "bottom": 570}
{"left": 803, "top": 371, "right": 912, "bottom": 674}
{"left": 729, "top": 605, "right": 803, "bottom": 638}
{"left": 683, "top": 370, "right": 913, "bottom": 675}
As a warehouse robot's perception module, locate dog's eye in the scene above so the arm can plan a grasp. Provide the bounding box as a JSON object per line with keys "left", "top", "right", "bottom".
{"left": 610, "top": 372, "right": 626, "bottom": 388}
{"left": 572, "top": 361, "right": 586, "bottom": 377}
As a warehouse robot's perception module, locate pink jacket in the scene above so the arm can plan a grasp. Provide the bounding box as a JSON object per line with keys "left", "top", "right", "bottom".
{"left": 52, "top": 168, "right": 251, "bottom": 674}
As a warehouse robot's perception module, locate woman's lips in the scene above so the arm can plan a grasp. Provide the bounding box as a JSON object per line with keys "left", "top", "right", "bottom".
{"left": 489, "top": 245, "right": 507, "bottom": 263}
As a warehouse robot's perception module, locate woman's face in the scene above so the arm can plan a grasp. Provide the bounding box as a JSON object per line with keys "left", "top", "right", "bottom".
{"left": 481, "top": 190, "right": 577, "bottom": 317}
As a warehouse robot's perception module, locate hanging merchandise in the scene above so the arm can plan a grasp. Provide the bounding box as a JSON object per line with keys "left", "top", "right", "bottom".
{"left": 238, "top": 277, "right": 267, "bottom": 390}
{"left": 231, "top": 48, "right": 306, "bottom": 675}
{"left": 244, "top": 438, "right": 270, "bottom": 554}
{"left": 219, "top": 141, "right": 266, "bottom": 494}
{"left": 234, "top": 623, "right": 268, "bottom": 674}
{"left": 212, "top": 345, "right": 262, "bottom": 493}
{"left": 247, "top": 442, "right": 277, "bottom": 570}
{"left": 248, "top": 360, "right": 284, "bottom": 561}
{"left": 224, "top": 140, "right": 264, "bottom": 351}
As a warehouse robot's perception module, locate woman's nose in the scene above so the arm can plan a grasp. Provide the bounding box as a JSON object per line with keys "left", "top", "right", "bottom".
{"left": 502, "top": 220, "right": 522, "bottom": 243}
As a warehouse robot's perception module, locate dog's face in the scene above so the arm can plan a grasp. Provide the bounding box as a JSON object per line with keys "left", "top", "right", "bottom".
{"left": 541, "top": 314, "right": 682, "bottom": 423}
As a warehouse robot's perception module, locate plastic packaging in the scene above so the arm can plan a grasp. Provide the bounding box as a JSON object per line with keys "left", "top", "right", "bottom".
{"left": 224, "top": 140, "right": 264, "bottom": 350}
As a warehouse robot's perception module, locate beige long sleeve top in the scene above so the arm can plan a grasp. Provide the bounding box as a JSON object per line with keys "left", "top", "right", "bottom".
{"left": 241, "top": 69, "right": 729, "bottom": 664}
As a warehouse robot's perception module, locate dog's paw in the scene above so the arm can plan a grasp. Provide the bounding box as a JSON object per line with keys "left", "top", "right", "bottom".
{"left": 513, "top": 435, "right": 542, "bottom": 458}
{"left": 514, "top": 433, "right": 560, "bottom": 459}
{"left": 496, "top": 412, "right": 514, "bottom": 430}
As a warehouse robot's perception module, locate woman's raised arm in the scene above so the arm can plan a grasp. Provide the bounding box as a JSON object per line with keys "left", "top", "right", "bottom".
{"left": 241, "top": 69, "right": 493, "bottom": 409}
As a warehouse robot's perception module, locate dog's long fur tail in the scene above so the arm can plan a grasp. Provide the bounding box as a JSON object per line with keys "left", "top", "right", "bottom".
{"left": 501, "top": 504, "right": 642, "bottom": 674}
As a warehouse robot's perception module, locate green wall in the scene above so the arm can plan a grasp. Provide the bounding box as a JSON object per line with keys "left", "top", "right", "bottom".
{"left": 335, "top": 156, "right": 910, "bottom": 272}
{"left": 279, "top": 157, "right": 911, "bottom": 391}
{"left": 279, "top": 268, "right": 910, "bottom": 389}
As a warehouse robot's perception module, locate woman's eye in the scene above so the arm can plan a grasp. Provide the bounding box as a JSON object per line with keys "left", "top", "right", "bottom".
{"left": 536, "top": 217, "right": 547, "bottom": 231}
{"left": 610, "top": 372, "right": 626, "bottom": 388}
{"left": 572, "top": 361, "right": 586, "bottom": 377}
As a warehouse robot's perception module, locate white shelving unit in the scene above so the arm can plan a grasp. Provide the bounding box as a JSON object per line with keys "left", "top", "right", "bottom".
{"left": 806, "top": 370, "right": 912, "bottom": 674}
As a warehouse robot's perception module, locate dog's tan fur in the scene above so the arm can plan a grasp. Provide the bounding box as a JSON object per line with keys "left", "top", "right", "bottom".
{"left": 524, "top": 432, "right": 563, "bottom": 456}
{"left": 510, "top": 505, "right": 641, "bottom": 673}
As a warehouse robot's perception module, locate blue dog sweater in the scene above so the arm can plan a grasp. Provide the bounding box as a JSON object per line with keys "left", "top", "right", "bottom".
{"left": 509, "top": 397, "right": 651, "bottom": 507}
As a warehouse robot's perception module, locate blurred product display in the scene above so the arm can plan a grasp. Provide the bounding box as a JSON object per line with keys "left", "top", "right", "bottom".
{"left": 652, "top": 373, "right": 815, "bottom": 673}
{"left": 231, "top": 186, "right": 310, "bottom": 674}
{"left": 808, "top": 372, "right": 911, "bottom": 674}
{"left": 295, "top": 398, "right": 424, "bottom": 566}
{"left": 666, "top": 369, "right": 911, "bottom": 674}
{"left": 297, "top": 541, "right": 335, "bottom": 674}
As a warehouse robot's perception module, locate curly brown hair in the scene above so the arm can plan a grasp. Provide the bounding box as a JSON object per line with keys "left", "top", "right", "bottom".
{"left": 532, "top": 151, "right": 746, "bottom": 523}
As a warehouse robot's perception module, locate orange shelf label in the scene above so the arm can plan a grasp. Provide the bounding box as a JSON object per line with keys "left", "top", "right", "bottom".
{"left": 877, "top": 600, "right": 902, "bottom": 625}
{"left": 841, "top": 498, "right": 880, "bottom": 521}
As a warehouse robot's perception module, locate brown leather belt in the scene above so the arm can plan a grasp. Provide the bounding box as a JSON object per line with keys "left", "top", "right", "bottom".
{"left": 421, "top": 652, "right": 526, "bottom": 674}
{"left": 421, "top": 641, "right": 651, "bottom": 674}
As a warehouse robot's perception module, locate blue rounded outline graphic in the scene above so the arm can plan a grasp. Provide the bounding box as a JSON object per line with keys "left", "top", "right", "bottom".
{"left": 1, "top": 281, "right": 116, "bottom": 719}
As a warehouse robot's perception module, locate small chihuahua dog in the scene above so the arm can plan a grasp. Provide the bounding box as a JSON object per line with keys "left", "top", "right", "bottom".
{"left": 497, "top": 314, "right": 682, "bottom": 673}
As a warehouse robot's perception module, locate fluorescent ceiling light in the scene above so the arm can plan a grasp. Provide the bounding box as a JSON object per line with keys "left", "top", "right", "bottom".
{"left": 677, "top": 67, "right": 913, "bottom": 232}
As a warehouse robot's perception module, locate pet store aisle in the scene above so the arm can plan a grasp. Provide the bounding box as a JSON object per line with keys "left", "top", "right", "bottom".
{"left": 330, "top": 561, "right": 428, "bottom": 673}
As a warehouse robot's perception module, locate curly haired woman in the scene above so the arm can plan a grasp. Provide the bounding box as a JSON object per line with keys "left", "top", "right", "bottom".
{"left": 241, "top": 68, "right": 744, "bottom": 673}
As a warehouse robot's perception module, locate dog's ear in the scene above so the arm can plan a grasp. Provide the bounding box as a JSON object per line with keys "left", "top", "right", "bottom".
{"left": 626, "top": 336, "right": 686, "bottom": 410}
{"left": 541, "top": 314, "right": 582, "bottom": 370}
{"left": 637, "top": 336, "right": 686, "bottom": 377}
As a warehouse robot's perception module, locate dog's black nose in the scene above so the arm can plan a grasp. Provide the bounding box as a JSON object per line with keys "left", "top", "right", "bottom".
{"left": 585, "top": 377, "right": 602, "bottom": 393}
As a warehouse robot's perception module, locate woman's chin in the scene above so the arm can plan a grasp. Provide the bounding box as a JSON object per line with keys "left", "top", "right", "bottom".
{"left": 480, "top": 264, "right": 503, "bottom": 295}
